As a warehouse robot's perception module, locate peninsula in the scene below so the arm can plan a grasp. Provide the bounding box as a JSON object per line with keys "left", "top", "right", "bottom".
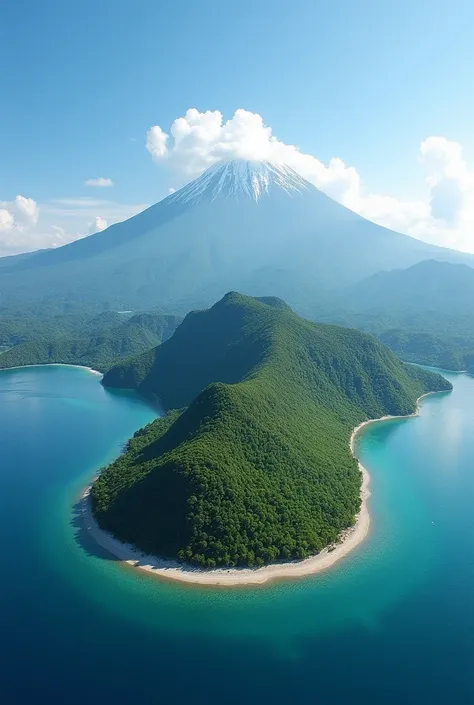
{"left": 87, "top": 293, "right": 451, "bottom": 581}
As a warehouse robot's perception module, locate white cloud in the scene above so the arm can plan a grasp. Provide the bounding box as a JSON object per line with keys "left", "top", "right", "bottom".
{"left": 88, "top": 216, "right": 108, "bottom": 235}
{"left": 0, "top": 195, "right": 39, "bottom": 233}
{"left": 2, "top": 112, "right": 473, "bottom": 258}
{"left": 85, "top": 177, "right": 114, "bottom": 187}
{"left": 419, "top": 136, "right": 472, "bottom": 227}
{"left": 167, "top": 187, "right": 176, "bottom": 194}
{"left": 50, "top": 225, "right": 66, "bottom": 245}
{"left": 147, "top": 108, "right": 474, "bottom": 253}
{"left": 0, "top": 209, "right": 14, "bottom": 232}
{"left": 146, "top": 108, "right": 361, "bottom": 200}
{"left": 13, "top": 195, "right": 39, "bottom": 227}
{"left": 146, "top": 125, "right": 169, "bottom": 160}
{"left": 0, "top": 195, "right": 147, "bottom": 257}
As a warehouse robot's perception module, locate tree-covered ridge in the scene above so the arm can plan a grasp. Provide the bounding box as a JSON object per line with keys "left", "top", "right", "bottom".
{"left": 0, "top": 312, "right": 181, "bottom": 373}
{"left": 93, "top": 293, "right": 452, "bottom": 569}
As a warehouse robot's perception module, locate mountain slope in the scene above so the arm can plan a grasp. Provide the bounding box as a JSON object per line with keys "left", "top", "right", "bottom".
{"left": 0, "top": 161, "right": 472, "bottom": 315}
{"left": 0, "top": 312, "right": 181, "bottom": 372}
{"left": 343, "top": 260, "right": 474, "bottom": 320}
{"left": 92, "top": 293, "right": 451, "bottom": 568}
{"left": 318, "top": 260, "right": 474, "bottom": 370}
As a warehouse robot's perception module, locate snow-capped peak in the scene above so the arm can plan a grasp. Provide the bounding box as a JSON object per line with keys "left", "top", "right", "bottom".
{"left": 168, "top": 159, "right": 313, "bottom": 205}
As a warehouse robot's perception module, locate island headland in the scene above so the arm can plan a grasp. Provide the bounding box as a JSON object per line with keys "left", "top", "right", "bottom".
{"left": 81, "top": 293, "right": 451, "bottom": 585}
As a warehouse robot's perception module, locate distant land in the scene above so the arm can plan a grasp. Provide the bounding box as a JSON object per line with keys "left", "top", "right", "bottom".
{"left": 319, "top": 260, "right": 474, "bottom": 373}
{"left": 2, "top": 259, "right": 474, "bottom": 376}
{"left": 1, "top": 160, "right": 474, "bottom": 376}
{"left": 0, "top": 160, "right": 472, "bottom": 317}
{"left": 90, "top": 293, "right": 451, "bottom": 571}
{"left": 0, "top": 312, "right": 181, "bottom": 372}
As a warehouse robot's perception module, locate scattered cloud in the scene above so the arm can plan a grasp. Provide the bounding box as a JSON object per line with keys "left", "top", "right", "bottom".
{"left": 147, "top": 108, "right": 474, "bottom": 253}
{"left": 167, "top": 187, "right": 176, "bottom": 194}
{"left": 146, "top": 108, "right": 361, "bottom": 202}
{"left": 0, "top": 195, "right": 147, "bottom": 257}
{"left": 88, "top": 216, "right": 108, "bottom": 235}
{"left": 42, "top": 197, "right": 148, "bottom": 222}
{"left": 84, "top": 177, "right": 114, "bottom": 187}
{"left": 146, "top": 125, "right": 169, "bottom": 160}
{"left": 0, "top": 209, "right": 14, "bottom": 232}
{"left": 0, "top": 195, "right": 42, "bottom": 252}
{"left": 0, "top": 195, "right": 39, "bottom": 231}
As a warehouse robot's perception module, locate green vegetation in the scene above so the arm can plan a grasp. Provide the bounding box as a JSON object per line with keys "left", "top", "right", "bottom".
{"left": 92, "top": 293, "right": 451, "bottom": 569}
{"left": 0, "top": 312, "right": 181, "bottom": 373}
{"left": 0, "top": 311, "right": 128, "bottom": 348}
{"left": 377, "top": 330, "right": 474, "bottom": 372}
{"left": 313, "top": 261, "right": 474, "bottom": 372}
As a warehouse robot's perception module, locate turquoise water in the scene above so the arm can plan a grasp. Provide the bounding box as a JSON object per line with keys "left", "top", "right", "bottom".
{"left": 0, "top": 365, "right": 473, "bottom": 703}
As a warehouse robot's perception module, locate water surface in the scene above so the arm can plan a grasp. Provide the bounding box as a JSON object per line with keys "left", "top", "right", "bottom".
{"left": 0, "top": 365, "right": 473, "bottom": 704}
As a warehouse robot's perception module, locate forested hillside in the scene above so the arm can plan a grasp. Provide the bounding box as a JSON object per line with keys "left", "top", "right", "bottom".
{"left": 0, "top": 312, "right": 181, "bottom": 372}
{"left": 0, "top": 311, "right": 129, "bottom": 349}
{"left": 93, "top": 293, "right": 451, "bottom": 568}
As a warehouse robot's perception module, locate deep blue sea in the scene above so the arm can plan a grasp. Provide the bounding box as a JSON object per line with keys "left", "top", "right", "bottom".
{"left": 0, "top": 364, "right": 473, "bottom": 704}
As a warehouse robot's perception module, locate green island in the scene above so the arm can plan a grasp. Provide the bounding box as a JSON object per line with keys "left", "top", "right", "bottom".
{"left": 91, "top": 292, "right": 451, "bottom": 569}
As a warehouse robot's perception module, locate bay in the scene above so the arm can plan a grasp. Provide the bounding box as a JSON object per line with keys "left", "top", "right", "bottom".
{"left": 0, "top": 364, "right": 473, "bottom": 704}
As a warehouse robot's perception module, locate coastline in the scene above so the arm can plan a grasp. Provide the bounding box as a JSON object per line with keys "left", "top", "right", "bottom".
{"left": 81, "top": 465, "right": 370, "bottom": 586}
{"left": 0, "top": 363, "right": 103, "bottom": 376}
{"left": 79, "top": 390, "right": 443, "bottom": 587}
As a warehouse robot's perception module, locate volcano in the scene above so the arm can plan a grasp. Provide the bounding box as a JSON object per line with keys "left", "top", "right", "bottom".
{"left": 1, "top": 159, "right": 472, "bottom": 314}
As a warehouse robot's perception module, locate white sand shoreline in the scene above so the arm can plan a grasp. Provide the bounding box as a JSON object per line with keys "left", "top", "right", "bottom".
{"left": 1, "top": 363, "right": 103, "bottom": 376}
{"left": 79, "top": 390, "right": 445, "bottom": 587}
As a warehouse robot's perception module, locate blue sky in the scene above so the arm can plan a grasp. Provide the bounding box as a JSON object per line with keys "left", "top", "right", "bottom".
{"left": 1, "top": 0, "right": 474, "bottom": 254}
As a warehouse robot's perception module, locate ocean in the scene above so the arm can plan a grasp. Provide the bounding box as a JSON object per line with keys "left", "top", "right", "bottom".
{"left": 0, "top": 364, "right": 472, "bottom": 704}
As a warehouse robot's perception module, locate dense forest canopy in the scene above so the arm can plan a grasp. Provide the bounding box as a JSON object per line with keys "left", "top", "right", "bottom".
{"left": 0, "top": 312, "right": 181, "bottom": 372}
{"left": 92, "top": 293, "right": 451, "bottom": 569}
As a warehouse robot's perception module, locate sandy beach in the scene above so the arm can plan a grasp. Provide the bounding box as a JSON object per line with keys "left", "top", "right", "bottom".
{"left": 80, "top": 390, "right": 443, "bottom": 587}
{"left": 2, "top": 363, "right": 103, "bottom": 376}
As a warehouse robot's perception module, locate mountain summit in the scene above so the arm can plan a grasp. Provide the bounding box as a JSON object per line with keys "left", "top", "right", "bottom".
{"left": 168, "top": 159, "right": 313, "bottom": 204}
{"left": 0, "top": 159, "right": 472, "bottom": 314}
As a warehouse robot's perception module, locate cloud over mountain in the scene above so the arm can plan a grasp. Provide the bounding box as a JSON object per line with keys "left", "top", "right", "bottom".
{"left": 147, "top": 108, "right": 474, "bottom": 253}
{"left": 88, "top": 216, "right": 108, "bottom": 235}
{"left": 1, "top": 110, "right": 473, "bottom": 257}
{"left": 146, "top": 108, "right": 360, "bottom": 203}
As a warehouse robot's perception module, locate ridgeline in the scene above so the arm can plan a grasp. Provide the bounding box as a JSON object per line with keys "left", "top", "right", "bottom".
{"left": 92, "top": 293, "right": 451, "bottom": 569}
